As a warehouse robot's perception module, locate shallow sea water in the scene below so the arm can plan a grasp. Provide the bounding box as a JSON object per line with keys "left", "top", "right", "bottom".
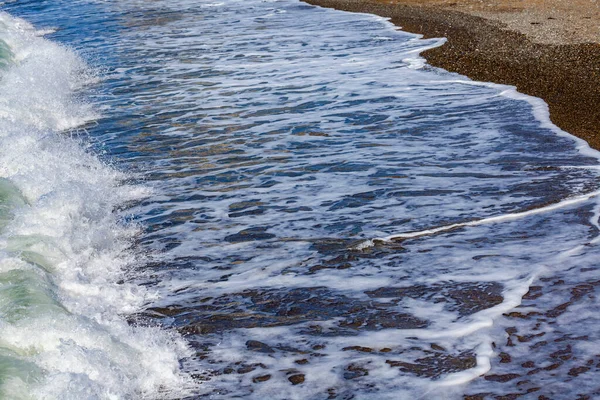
{"left": 3, "top": 0, "right": 600, "bottom": 398}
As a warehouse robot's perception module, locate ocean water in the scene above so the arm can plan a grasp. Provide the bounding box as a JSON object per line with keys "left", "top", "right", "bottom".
{"left": 2, "top": 0, "right": 600, "bottom": 398}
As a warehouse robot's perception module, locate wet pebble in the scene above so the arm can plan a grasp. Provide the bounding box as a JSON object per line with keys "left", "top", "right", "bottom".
{"left": 288, "top": 374, "right": 305, "bottom": 385}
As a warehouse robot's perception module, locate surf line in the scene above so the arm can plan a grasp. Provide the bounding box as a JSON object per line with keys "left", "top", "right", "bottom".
{"left": 354, "top": 188, "right": 600, "bottom": 250}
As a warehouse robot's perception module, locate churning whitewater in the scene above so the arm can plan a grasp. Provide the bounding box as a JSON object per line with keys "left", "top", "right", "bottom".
{"left": 0, "top": 11, "right": 191, "bottom": 400}
{"left": 3, "top": 0, "right": 600, "bottom": 398}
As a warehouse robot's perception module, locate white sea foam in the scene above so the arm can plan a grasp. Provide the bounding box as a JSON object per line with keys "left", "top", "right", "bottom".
{"left": 20, "top": 0, "right": 600, "bottom": 398}
{"left": 0, "top": 11, "right": 192, "bottom": 399}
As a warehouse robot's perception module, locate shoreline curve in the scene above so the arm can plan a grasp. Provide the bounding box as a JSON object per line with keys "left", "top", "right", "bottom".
{"left": 302, "top": 0, "right": 600, "bottom": 150}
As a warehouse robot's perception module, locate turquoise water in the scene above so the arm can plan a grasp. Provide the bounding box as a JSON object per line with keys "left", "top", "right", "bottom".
{"left": 2, "top": 0, "right": 600, "bottom": 398}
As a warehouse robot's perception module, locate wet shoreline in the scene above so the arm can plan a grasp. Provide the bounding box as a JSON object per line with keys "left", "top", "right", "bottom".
{"left": 302, "top": 0, "right": 600, "bottom": 150}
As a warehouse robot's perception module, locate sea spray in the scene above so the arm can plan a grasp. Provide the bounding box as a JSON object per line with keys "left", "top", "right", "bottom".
{"left": 0, "top": 11, "right": 192, "bottom": 399}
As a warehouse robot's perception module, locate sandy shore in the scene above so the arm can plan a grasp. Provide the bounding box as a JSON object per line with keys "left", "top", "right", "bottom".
{"left": 303, "top": 0, "right": 600, "bottom": 150}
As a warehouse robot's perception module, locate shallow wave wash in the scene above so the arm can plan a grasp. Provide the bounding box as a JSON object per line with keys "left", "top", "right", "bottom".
{"left": 3, "top": 0, "right": 600, "bottom": 398}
